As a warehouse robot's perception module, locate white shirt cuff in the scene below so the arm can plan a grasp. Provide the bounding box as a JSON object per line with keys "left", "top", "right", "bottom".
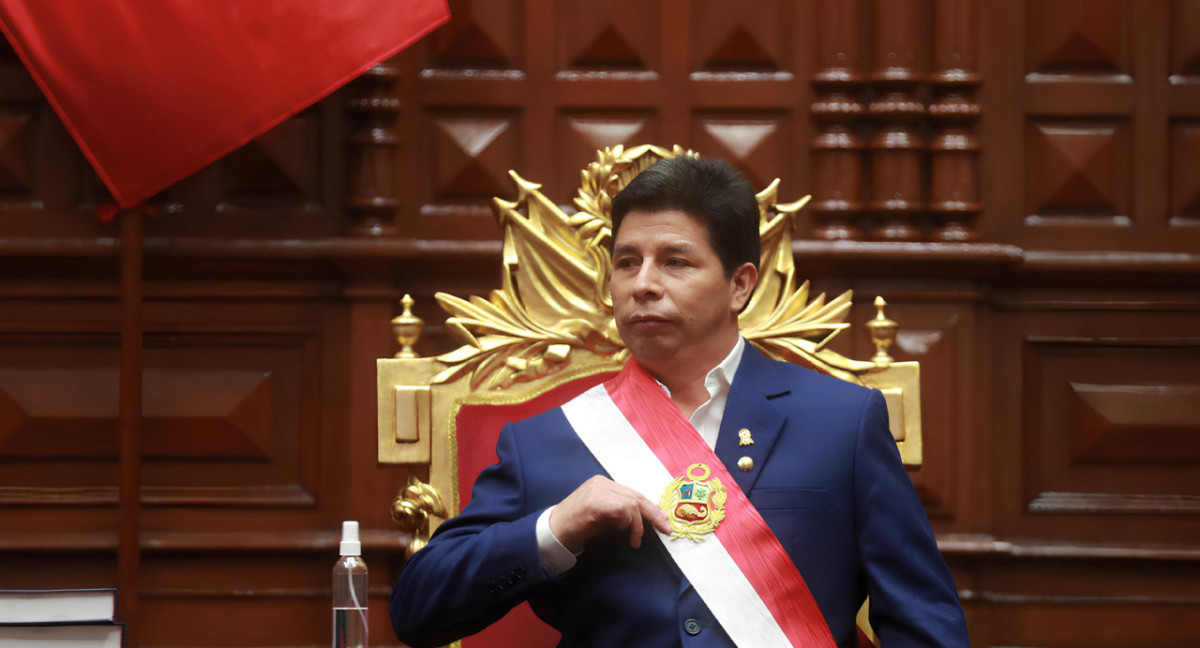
{"left": 536, "top": 506, "right": 579, "bottom": 576}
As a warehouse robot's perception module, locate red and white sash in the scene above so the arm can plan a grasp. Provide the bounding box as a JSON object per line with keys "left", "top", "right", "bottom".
{"left": 559, "top": 359, "right": 836, "bottom": 648}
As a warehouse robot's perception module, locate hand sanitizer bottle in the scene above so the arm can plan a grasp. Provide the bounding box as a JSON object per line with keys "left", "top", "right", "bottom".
{"left": 333, "top": 521, "right": 368, "bottom": 648}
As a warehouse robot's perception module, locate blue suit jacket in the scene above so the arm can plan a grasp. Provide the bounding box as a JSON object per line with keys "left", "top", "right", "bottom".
{"left": 390, "top": 345, "right": 968, "bottom": 647}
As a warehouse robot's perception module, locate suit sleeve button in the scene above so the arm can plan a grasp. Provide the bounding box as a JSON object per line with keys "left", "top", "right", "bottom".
{"left": 684, "top": 619, "right": 701, "bottom": 636}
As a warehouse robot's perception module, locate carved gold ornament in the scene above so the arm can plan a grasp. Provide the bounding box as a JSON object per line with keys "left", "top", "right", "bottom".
{"left": 431, "top": 144, "right": 879, "bottom": 390}
{"left": 391, "top": 475, "right": 447, "bottom": 558}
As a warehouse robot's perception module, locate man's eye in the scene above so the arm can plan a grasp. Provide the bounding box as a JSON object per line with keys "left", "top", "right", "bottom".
{"left": 667, "top": 258, "right": 688, "bottom": 267}
{"left": 615, "top": 258, "right": 638, "bottom": 268}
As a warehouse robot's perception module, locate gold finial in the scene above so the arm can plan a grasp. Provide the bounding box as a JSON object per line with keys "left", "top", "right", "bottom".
{"left": 865, "top": 296, "right": 898, "bottom": 366}
{"left": 392, "top": 294, "right": 424, "bottom": 358}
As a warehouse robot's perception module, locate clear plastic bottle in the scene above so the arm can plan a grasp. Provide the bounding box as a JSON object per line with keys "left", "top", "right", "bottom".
{"left": 333, "top": 520, "right": 369, "bottom": 648}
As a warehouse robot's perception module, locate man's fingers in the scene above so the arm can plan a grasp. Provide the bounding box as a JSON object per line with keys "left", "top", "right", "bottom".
{"left": 638, "top": 495, "right": 672, "bottom": 535}
{"left": 553, "top": 476, "right": 676, "bottom": 550}
{"left": 628, "top": 508, "right": 644, "bottom": 548}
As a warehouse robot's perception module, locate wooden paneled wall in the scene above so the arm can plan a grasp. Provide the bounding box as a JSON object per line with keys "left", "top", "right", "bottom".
{"left": 0, "top": 1, "right": 1197, "bottom": 647}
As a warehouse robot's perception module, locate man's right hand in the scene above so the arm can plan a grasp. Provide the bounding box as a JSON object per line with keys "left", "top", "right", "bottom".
{"left": 549, "top": 475, "right": 672, "bottom": 551}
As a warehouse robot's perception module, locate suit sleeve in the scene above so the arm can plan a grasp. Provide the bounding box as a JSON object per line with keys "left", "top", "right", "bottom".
{"left": 854, "top": 390, "right": 969, "bottom": 647}
{"left": 389, "top": 422, "right": 549, "bottom": 648}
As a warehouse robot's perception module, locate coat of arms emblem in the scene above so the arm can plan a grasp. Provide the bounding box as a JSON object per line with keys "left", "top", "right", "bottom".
{"left": 660, "top": 463, "right": 727, "bottom": 541}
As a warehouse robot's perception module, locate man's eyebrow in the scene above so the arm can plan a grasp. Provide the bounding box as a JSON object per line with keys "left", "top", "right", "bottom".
{"left": 613, "top": 243, "right": 693, "bottom": 256}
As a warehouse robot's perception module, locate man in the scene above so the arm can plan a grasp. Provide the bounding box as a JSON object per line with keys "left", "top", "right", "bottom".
{"left": 390, "top": 157, "right": 968, "bottom": 647}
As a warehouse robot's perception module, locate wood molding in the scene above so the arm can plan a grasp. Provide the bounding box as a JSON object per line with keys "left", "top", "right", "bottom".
{"left": 938, "top": 534, "right": 1200, "bottom": 561}
{"left": 961, "top": 591, "right": 1200, "bottom": 606}
{"left": 1028, "top": 492, "right": 1200, "bottom": 516}
{"left": 0, "top": 528, "right": 409, "bottom": 552}
{"left": 0, "top": 485, "right": 317, "bottom": 507}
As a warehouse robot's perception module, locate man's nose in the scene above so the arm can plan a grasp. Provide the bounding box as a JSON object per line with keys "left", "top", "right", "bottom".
{"left": 633, "top": 263, "right": 662, "bottom": 298}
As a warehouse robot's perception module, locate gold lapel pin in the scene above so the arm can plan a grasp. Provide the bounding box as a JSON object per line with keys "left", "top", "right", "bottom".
{"left": 738, "top": 428, "right": 754, "bottom": 446}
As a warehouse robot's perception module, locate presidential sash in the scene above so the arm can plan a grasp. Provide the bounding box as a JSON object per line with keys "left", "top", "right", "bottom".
{"left": 559, "top": 359, "right": 836, "bottom": 648}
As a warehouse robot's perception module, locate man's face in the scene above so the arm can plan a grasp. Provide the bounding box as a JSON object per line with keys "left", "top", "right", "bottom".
{"left": 610, "top": 209, "right": 756, "bottom": 376}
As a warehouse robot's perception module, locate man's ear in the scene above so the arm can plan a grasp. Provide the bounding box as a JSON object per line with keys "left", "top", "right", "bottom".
{"left": 729, "top": 262, "right": 758, "bottom": 312}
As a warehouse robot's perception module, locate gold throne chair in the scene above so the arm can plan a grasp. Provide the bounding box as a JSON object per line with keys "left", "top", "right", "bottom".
{"left": 378, "top": 145, "right": 921, "bottom": 647}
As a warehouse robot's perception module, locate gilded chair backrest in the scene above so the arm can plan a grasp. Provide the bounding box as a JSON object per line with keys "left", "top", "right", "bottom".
{"left": 377, "top": 144, "right": 920, "bottom": 647}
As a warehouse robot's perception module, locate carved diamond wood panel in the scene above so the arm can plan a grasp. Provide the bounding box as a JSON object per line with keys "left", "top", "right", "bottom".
{"left": 1025, "top": 120, "right": 1129, "bottom": 224}
{"left": 0, "top": 331, "right": 315, "bottom": 508}
{"left": 690, "top": 0, "right": 788, "bottom": 73}
{"left": 1170, "top": 0, "right": 1200, "bottom": 79}
{"left": 0, "top": 367, "right": 274, "bottom": 459}
{"left": 428, "top": 111, "right": 521, "bottom": 202}
{"left": 0, "top": 47, "right": 46, "bottom": 214}
{"left": 1070, "top": 382, "right": 1200, "bottom": 463}
{"left": 557, "top": 0, "right": 658, "bottom": 72}
{"left": 989, "top": 602, "right": 1200, "bottom": 648}
{"left": 556, "top": 111, "right": 658, "bottom": 198}
{"left": 0, "top": 363, "right": 118, "bottom": 463}
{"left": 0, "top": 39, "right": 42, "bottom": 103}
{"left": 1026, "top": 0, "right": 1128, "bottom": 77}
{"left": 1023, "top": 338, "right": 1200, "bottom": 517}
{"left": 0, "top": 110, "right": 31, "bottom": 194}
{"left": 223, "top": 113, "right": 320, "bottom": 207}
{"left": 691, "top": 113, "right": 789, "bottom": 189}
{"left": 0, "top": 333, "right": 123, "bottom": 504}
{"left": 426, "top": 0, "right": 521, "bottom": 71}
{"left": 1170, "top": 120, "right": 1200, "bottom": 225}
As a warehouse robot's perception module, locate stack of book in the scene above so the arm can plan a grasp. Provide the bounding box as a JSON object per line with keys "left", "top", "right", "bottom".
{"left": 0, "top": 588, "right": 123, "bottom": 647}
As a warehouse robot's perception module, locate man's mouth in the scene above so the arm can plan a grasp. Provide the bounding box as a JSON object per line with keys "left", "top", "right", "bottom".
{"left": 626, "top": 314, "right": 673, "bottom": 328}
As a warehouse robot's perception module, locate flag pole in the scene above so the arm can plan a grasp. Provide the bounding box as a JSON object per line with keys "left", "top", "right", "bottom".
{"left": 117, "top": 208, "right": 144, "bottom": 648}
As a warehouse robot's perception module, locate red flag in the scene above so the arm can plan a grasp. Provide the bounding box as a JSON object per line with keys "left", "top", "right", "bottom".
{"left": 0, "top": 1, "right": 449, "bottom": 208}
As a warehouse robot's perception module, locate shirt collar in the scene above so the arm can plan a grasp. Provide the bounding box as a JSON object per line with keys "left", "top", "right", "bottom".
{"left": 653, "top": 335, "right": 746, "bottom": 400}
{"left": 703, "top": 335, "right": 745, "bottom": 399}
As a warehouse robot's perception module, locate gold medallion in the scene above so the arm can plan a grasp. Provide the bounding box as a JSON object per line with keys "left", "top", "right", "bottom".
{"left": 660, "top": 463, "right": 727, "bottom": 541}
{"left": 738, "top": 428, "right": 754, "bottom": 446}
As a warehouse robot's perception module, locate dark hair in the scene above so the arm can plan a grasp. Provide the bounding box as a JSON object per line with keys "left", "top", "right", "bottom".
{"left": 610, "top": 156, "right": 759, "bottom": 277}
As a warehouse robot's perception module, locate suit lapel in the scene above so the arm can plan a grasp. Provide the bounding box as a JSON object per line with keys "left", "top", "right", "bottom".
{"left": 714, "top": 344, "right": 789, "bottom": 495}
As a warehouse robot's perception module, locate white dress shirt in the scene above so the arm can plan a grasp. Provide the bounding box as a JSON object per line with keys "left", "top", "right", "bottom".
{"left": 536, "top": 337, "right": 747, "bottom": 575}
